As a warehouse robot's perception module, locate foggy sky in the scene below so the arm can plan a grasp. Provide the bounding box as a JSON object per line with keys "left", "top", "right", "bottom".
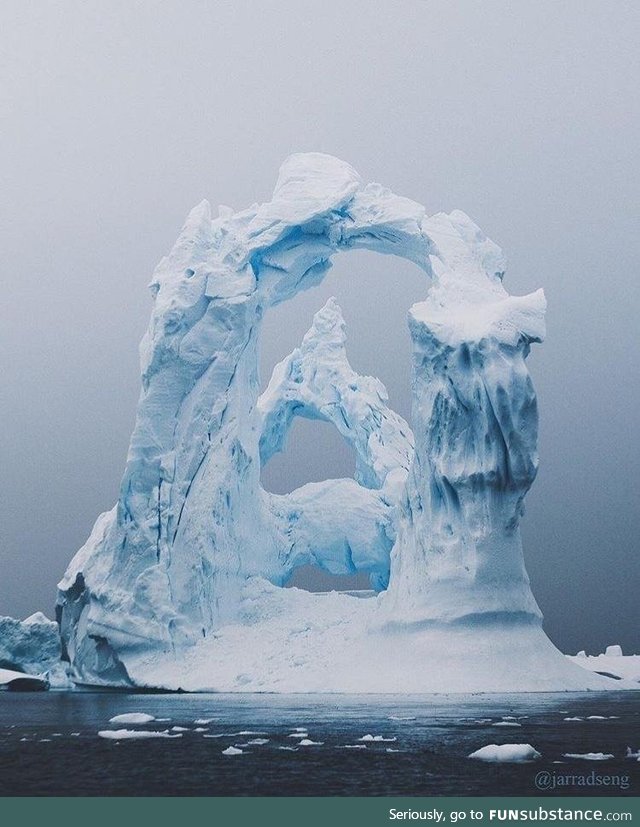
{"left": 1, "top": 0, "right": 639, "bottom": 655}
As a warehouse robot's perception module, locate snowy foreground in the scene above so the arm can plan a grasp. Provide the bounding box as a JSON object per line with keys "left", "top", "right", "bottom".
{"left": 30, "top": 152, "right": 630, "bottom": 693}
{"left": 123, "top": 584, "right": 635, "bottom": 692}
{"left": 1, "top": 608, "right": 637, "bottom": 692}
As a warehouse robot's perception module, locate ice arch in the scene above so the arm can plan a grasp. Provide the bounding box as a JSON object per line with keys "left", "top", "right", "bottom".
{"left": 57, "top": 153, "right": 615, "bottom": 692}
{"left": 258, "top": 296, "right": 413, "bottom": 591}
{"left": 58, "top": 153, "right": 436, "bottom": 684}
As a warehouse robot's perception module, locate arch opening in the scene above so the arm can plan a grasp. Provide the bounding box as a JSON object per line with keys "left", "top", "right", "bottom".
{"left": 260, "top": 417, "right": 357, "bottom": 496}
{"left": 283, "top": 564, "right": 373, "bottom": 595}
{"left": 259, "top": 249, "right": 429, "bottom": 424}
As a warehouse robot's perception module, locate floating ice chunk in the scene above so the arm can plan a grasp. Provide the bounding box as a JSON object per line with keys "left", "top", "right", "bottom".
{"left": 98, "top": 729, "right": 181, "bottom": 740}
{"left": 245, "top": 738, "right": 269, "bottom": 745}
{"left": 386, "top": 748, "right": 402, "bottom": 753}
{"left": 492, "top": 722, "right": 522, "bottom": 728}
{"left": 291, "top": 727, "right": 308, "bottom": 732}
{"left": 203, "top": 733, "right": 236, "bottom": 738}
{"left": 288, "top": 732, "right": 309, "bottom": 738}
{"left": 563, "top": 717, "right": 583, "bottom": 722}
{"left": 0, "top": 668, "right": 48, "bottom": 691}
{"left": 502, "top": 716, "right": 517, "bottom": 720}
{"left": 469, "top": 744, "right": 541, "bottom": 763}
{"left": 108, "top": 713, "right": 156, "bottom": 725}
{"left": 194, "top": 718, "right": 215, "bottom": 725}
{"left": 360, "top": 734, "right": 397, "bottom": 742}
{"left": 563, "top": 752, "right": 614, "bottom": 761}
{"left": 389, "top": 716, "right": 416, "bottom": 721}
{"left": 604, "top": 645, "right": 623, "bottom": 657}
{"left": 237, "top": 730, "right": 267, "bottom": 735}
{"left": 626, "top": 748, "right": 640, "bottom": 759}
{"left": 298, "top": 738, "right": 323, "bottom": 746}
{"left": 171, "top": 726, "right": 189, "bottom": 732}
{"left": 342, "top": 744, "right": 367, "bottom": 749}
{"left": 586, "top": 716, "right": 607, "bottom": 720}
{"left": 222, "top": 746, "right": 243, "bottom": 755}
{"left": 194, "top": 727, "right": 207, "bottom": 732}
{"left": 279, "top": 746, "right": 298, "bottom": 751}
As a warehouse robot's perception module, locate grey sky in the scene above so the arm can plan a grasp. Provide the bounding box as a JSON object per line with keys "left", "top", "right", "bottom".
{"left": 1, "top": 0, "right": 638, "bottom": 655}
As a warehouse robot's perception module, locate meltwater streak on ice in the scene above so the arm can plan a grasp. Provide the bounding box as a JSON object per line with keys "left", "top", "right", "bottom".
{"left": 0, "top": 692, "right": 638, "bottom": 796}
{"left": 54, "top": 153, "right": 621, "bottom": 693}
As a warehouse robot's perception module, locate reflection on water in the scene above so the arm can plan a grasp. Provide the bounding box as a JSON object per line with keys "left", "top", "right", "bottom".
{"left": 0, "top": 691, "right": 638, "bottom": 796}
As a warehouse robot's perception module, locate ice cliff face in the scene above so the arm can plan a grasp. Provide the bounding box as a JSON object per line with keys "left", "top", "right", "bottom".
{"left": 56, "top": 153, "right": 616, "bottom": 692}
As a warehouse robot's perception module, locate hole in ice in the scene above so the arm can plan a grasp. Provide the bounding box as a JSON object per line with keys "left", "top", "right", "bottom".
{"left": 260, "top": 418, "right": 356, "bottom": 495}
{"left": 283, "top": 564, "right": 371, "bottom": 594}
{"left": 259, "top": 249, "right": 426, "bottom": 424}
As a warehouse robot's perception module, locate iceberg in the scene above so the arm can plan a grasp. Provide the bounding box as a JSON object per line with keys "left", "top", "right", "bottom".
{"left": 0, "top": 612, "right": 60, "bottom": 674}
{"left": 0, "top": 612, "right": 70, "bottom": 688}
{"left": 55, "top": 153, "right": 626, "bottom": 693}
{"left": 568, "top": 648, "right": 640, "bottom": 682}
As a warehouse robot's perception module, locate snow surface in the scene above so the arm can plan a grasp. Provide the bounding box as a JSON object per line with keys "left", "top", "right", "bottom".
{"left": 469, "top": 744, "right": 541, "bottom": 762}
{"left": 54, "top": 152, "right": 629, "bottom": 693}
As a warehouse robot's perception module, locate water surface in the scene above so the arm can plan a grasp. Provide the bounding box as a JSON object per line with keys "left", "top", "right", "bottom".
{"left": 0, "top": 691, "right": 638, "bottom": 796}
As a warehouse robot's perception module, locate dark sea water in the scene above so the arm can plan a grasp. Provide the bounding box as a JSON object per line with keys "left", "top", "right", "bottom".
{"left": 0, "top": 691, "right": 638, "bottom": 796}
